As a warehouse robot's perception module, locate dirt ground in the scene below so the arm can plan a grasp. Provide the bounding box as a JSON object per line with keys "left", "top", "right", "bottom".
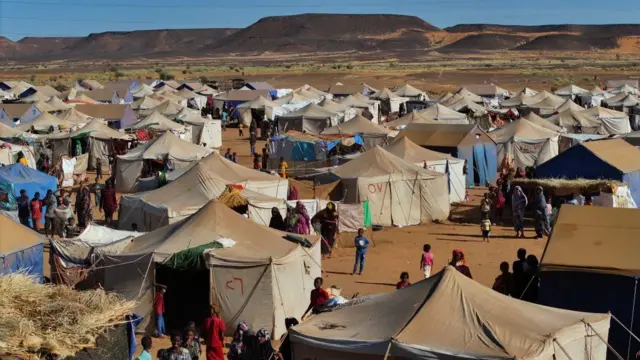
{"left": 44, "top": 126, "right": 545, "bottom": 357}
{"left": 124, "top": 128, "right": 546, "bottom": 357}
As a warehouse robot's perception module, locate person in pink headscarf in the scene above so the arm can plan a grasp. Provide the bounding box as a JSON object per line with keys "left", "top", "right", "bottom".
{"left": 287, "top": 201, "right": 310, "bottom": 235}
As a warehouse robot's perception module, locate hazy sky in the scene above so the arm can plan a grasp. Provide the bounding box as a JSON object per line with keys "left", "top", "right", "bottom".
{"left": 0, "top": 0, "right": 638, "bottom": 40}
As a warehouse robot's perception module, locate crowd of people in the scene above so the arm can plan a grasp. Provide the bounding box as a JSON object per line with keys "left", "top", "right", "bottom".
{"left": 15, "top": 178, "right": 119, "bottom": 238}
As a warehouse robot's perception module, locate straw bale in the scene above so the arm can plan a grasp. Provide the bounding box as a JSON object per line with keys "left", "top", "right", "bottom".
{"left": 217, "top": 186, "right": 249, "bottom": 208}
{"left": 512, "top": 177, "right": 622, "bottom": 195}
{"left": 0, "top": 273, "right": 136, "bottom": 359}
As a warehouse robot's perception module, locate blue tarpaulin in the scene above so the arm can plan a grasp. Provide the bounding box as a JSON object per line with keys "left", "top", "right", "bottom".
{"left": 126, "top": 314, "right": 144, "bottom": 359}
{"left": 0, "top": 243, "right": 44, "bottom": 283}
{"left": 0, "top": 164, "right": 57, "bottom": 224}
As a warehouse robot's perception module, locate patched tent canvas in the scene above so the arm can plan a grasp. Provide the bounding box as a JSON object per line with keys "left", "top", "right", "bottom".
{"left": 102, "top": 200, "right": 321, "bottom": 337}
{"left": 115, "top": 132, "right": 212, "bottom": 192}
{"left": 385, "top": 137, "right": 466, "bottom": 203}
{"left": 489, "top": 118, "right": 560, "bottom": 168}
{"left": 291, "top": 265, "right": 611, "bottom": 360}
{"left": 118, "top": 152, "right": 288, "bottom": 231}
{"left": 331, "top": 146, "right": 450, "bottom": 226}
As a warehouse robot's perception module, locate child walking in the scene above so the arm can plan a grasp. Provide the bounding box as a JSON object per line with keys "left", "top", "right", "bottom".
{"left": 352, "top": 228, "right": 370, "bottom": 275}
{"left": 420, "top": 244, "right": 434, "bottom": 278}
{"left": 481, "top": 213, "right": 491, "bottom": 242}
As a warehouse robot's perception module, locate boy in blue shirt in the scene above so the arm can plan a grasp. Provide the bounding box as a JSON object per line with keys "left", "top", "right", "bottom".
{"left": 353, "top": 228, "right": 370, "bottom": 275}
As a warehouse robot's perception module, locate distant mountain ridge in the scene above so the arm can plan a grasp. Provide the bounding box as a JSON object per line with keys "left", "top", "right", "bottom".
{"left": 1, "top": 14, "right": 639, "bottom": 60}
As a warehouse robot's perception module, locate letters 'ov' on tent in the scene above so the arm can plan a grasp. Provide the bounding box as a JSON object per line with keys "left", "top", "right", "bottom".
{"left": 330, "top": 146, "right": 450, "bottom": 226}
{"left": 99, "top": 200, "right": 321, "bottom": 338}
{"left": 397, "top": 124, "right": 497, "bottom": 187}
{"left": 384, "top": 137, "right": 466, "bottom": 203}
{"left": 539, "top": 205, "right": 639, "bottom": 358}
{"left": 291, "top": 265, "right": 611, "bottom": 360}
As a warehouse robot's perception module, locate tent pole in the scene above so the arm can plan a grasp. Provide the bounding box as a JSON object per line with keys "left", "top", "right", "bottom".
{"left": 611, "top": 315, "right": 640, "bottom": 345}
{"left": 627, "top": 276, "right": 639, "bottom": 360}
{"left": 382, "top": 341, "right": 392, "bottom": 360}
{"left": 553, "top": 338, "right": 576, "bottom": 360}
{"left": 583, "top": 320, "right": 625, "bottom": 360}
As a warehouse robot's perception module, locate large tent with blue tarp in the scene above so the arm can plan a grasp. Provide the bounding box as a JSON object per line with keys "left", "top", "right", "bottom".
{"left": 536, "top": 139, "right": 640, "bottom": 205}
{"left": 0, "top": 164, "right": 57, "bottom": 225}
{"left": 396, "top": 123, "right": 497, "bottom": 187}
{"left": 539, "top": 205, "right": 640, "bottom": 359}
{"left": 0, "top": 213, "right": 45, "bottom": 282}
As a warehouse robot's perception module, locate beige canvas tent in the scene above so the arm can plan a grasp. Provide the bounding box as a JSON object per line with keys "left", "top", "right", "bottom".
{"left": 56, "top": 107, "right": 91, "bottom": 125}
{"left": 277, "top": 103, "right": 338, "bottom": 133}
{"left": 99, "top": 200, "right": 321, "bottom": 338}
{"left": 384, "top": 111, "right": 437, "bottom": 129}
{"left": 321, "top": 115, "right": 389, "bottom": 149}
{"left": 48, "top": 118, "right": 130, "bottom": 170}
{"left": 46, "top": 96, "right": 72, "bottom": 111}
{"left": 489, "top": 118, "right": 560, "bottom": 168}
{"left": 176, "top": 115, "right": 222, "bottom": 149}
{"left": 501, "top": 93, "right": 534, "bottom": 107}
{"left": 455, "top": 87, "right": 483, "bottom": 103}
{"left": 291, "top": 265, "right": 611, "bottom": 360}
{"left": 0, "top": 122, "right": 38, "bottom": 140}
{"left": 555, "top": 84, "right": 589, "bottom": 98}
{"left": 393, "top": 84, "right": 428, "bottom": 101}
{"left": 118, "top": 152, "right": 288, "bottom": 231}
{"left": 17, "top": 112, "right": 74, "bottom": 133}
{"left": 548, "top": 107, "right": 631, "bottom": 135}
{"left": 131, "top": 96, "right": 162, "bottom": 111}
{"left": 331, "top": 146, "right": 449, "bottom": 226}
{"left": 385, "top": 137, "right": 466, "bottom": 203}
{"left": 131, "top": 111, "right": 185, "bottom": 132}
{"left": 521, "top": 113, "right": 564, "bottom": 132}
{"left": 318, "top": 98, "right": 357, "bottom": 122}
{"left": 140, "top": 100, "right": 184, "bottom": 117}
{"left": 114, "top": 132, "right": 212, "bottom": 192}
{"left": 236, "top": 95, "right": 280, "bottom": 125}
{"left": 370, "top": 88, "right": 409, "bottom": 113}
{"left": 418, "top": 103, "right": 469, "bottom": 124}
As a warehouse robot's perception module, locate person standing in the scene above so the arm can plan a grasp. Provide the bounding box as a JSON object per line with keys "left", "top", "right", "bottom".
{"left": 311, "top": 202, "right": 339, "bottom": 257}
{"left": 512, "top": 248, "right": 529, "bottom": 299}
{"left": 43, "top": 189, "right": 57, "bottom": 237}
{"left": 532, "top": 186, "right": 550, "bottom": 239}
{"left": 161, "top": 333, "right": 191, "bottom": 360}
{"left": 268, "top": 207, "right": 285, "bottom": 231}
{"left": 279, "top": 157, "right": 288, "bottom": 178}
{"left": 202, "top": 305, "right": 226, "bottom": 360}
{"left": 352, "top": 228, "right": 370, "bottom": 275}
{"left": 450, "top": 249, "right": 472, "bottom": 278}
{"left": 137, "top": 335, "right": 153, "bottom": 360}
{"left": 99, "top": 180, "right": 118, "bottom": 226}
{"left": 155, "top": 285, "right": 168, "bottom": 338}
{"left": 252, "top": 153, "right": 262, "bottom": 170}
{"left": 183, "top": 329, "right": 200, "bottom": 360}
{"left": 492, "top": 261, "right": 514, "bottom": 296}
{"left": 17, "top": 189, "right": 30, "bottom": 227}
{"left": 481, "top": 213, "right": 491, "bottom": 242}
{"left": 261, "top": 147, "right": 269, "bottom": 171}
{"left": 224, "top": 148, "right": 232, "bottom": 161}
{"left": 249, "top": 132, "right": 257, "bottom": 156}
{"left": 75, "top": 184, "right": 92, "bottom": 228}
{"left": 420, "top": 244, "right": 434, "bottom": 279}
{"left": 480, "top": 192, "right": 492, "bottom": 221}
{"left": 30, "top": 192, "right": 43, "bottom": 232}
{"left": 17, "top": 152, "right": 28, "bottom": 166}
{"left": 511, "top": 186, "right": 528, "bottom": 238}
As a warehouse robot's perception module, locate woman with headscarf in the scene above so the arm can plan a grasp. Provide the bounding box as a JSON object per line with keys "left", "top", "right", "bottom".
{"left": 286, "top": 201, "right": 310, "bottom": 235}
{"left": 532, "top": 186, "right": 550, "bottom": 239}
{"left": 228, "top": 321, "right": 249, "bottom": 360}
{"left": 311, "top": 202, "right": 339, "bottom": 256}
{"left": 511, "top": 186, "right": 528, "bottom": 238}
{"left": 450, "top": 249, "right": 472, "bottom": 279}
{"left": 269, "top": 207, "right": 285, "bottom": 231}
{"left": 255, "top": 329, "right": 274, "bottom": 360}
{"left": 75, "top": 183, "right": 92, "bottom": 228}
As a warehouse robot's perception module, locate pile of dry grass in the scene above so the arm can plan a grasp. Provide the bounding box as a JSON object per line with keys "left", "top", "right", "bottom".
{"left": 217, "top": 186, "right": 249, "bottom": 208}
{"left": 0, "top": 273, "right": 136, "bottom": 359}
{"left": 512, "top": 178, "right": 622, "bottom": 194}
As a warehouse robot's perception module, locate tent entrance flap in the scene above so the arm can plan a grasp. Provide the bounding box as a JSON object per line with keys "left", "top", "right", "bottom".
{"left": 165, "top": 242, "right": 223, "bottom": 270}
{"left": 156, "top": 264, "right": 211, "bottom": 329}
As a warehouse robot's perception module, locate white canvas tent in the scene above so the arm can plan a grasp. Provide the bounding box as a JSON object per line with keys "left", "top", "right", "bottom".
{"left": 455, "top": 87, "right": 483, "bottom": 103}
{"left": 385, "top": 137, "right": 465, "bottom": 203}
{"left": 291, "top": 265, "right": 611, "bottom": 360}
{"left": 118, "top": 152, "right": 288, "bottom": 231}
{"left": 370, "top": 88, "right": 409, "bottom": 113}
{"left": 384, "top": 111, "right": 437, "bottom": 129}
{"left": 555, "top": 84, "right": 588, "bottom": 98}
{"left": 339, "top": 95, "right": 381, "bottom": 124}
{"left": 501, "top": 93, "right": 534, "bottom": 107}
{"left": 393, "top": 84, "right": 428, "bottom": 101}
{"left": 320, "top": 115, "right": 388, "bottom": 135}
{"left": 489, "top": 118, "right": 560, "bottom": 168}
{"left": 17, "top": 112, "right": 74, "bottom": 132}
{"left": 131, "top": 111, "right": 185, "bottom": 133}
{"left": 57, "top": 107, "right": 91, "bottom": 125}
{"left": 548, "top": 107, "right": 631, "bottom": 135}
{"left": 178, "top": 115, "right": 222, "bottom": 148}
{"left": 114, "top": 132, "right": 212, "bottom": 192}
{"left": 331, "top": 146, "right": 450, "bottom": 226}
{"left": 318, "top": 98, "right": 357, "bottom": 123}
{"left": 100, "top": 200, "right": 321, "bottom": 338}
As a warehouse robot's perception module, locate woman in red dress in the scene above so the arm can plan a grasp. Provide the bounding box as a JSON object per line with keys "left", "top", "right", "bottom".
{"left": 202, "top": 305, "right": 226, "bottom": 360}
